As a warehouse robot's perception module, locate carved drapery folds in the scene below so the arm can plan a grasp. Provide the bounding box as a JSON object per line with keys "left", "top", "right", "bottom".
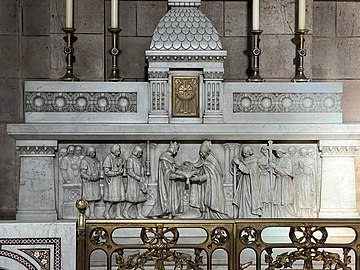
{"left": 59, "top": 141, "right": 323, "bottom": 220}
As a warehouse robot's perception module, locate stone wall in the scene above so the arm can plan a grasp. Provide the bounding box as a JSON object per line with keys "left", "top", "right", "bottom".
{"left": 1, "top": 0, "right": 360, "bottom": 219}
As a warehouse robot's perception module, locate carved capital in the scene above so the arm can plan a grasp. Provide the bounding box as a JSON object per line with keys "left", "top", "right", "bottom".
{"left": 148, "top": 71, "right": 168, "bottom": 79}
{"left": 204, "top": 71, "right": 224, "bottom": 80}
{"left": 320, "top": 145, "right": 359, "bottom": 157}
{"left": 17, "top": 146, "right": 57, "bottom": 156}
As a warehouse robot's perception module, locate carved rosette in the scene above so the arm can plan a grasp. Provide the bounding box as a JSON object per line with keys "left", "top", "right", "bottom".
{"left": 25, "top": 92, "right": 137, "bottom": 113}
{"left": 233, "top": 93, "right": 341, "bottom": 113}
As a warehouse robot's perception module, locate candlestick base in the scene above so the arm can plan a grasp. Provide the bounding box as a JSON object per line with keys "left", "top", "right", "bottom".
{"left": 247, "top": 30, "right": 264, "bottom": 83}
{"left": 107, "top": 28, "right": 123, "bottom": 82}
{"left": 107, "top": 68, "right": 122, "bottom": 82}
{"left": 60, "top": 28, "right": 79, "bottom": 82}
{"left": 61, "top": 68, "right": 80, "bottom": 81}
{"left": 292, "top": 29, "right": 310, "bottom": 83}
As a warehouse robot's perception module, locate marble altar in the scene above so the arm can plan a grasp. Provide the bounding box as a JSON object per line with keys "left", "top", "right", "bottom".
{"left": 5, "top": 13, "right": 358, "bottom": 220}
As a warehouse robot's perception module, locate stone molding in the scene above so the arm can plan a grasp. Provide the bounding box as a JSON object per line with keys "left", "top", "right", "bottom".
{"left": 233, "top": 93, "right": 341, "bottom": 113}
{"left": 16, "top": 146, "right": 57, "bottom": 156}
{"left": 320, "top": 145, "right": 359, "bottom": 156}
{"left": 204, "top": 71, "right": 224, "bottom": 80}
{"left": 146, "top": 54, "right": 226, "bottom": 62}
{"left": 148, "top": 71, "right": 169, "bottom": 79}
{"left": 25, "top": 92, "right": 137, "bottom": 113}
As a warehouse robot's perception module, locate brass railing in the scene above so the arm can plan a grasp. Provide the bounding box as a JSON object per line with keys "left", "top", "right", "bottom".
{"left": 76, "top": 201, "right": 360, "bottom": 270}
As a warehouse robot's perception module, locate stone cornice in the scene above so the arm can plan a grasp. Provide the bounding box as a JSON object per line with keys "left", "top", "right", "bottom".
{"left": 7, "top": 123, "right": 360, "bottom": 141}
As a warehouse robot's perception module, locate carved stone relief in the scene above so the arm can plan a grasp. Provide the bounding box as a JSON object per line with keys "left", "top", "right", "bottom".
{"left": 233, "top": 93, "right": 341, "bottom": 113}
{"left": 58, "top": 141, "right": 320, "bottom": 219}
{"left": 25, "top": 92, "right": 137, "bottom": 112}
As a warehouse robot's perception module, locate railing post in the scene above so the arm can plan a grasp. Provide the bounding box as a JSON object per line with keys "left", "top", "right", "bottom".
{"left": 76, "top": 199, "right": 88, "bottom": 270}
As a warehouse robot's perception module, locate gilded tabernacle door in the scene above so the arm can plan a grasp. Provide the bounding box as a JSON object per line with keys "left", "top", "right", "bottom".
{"left": 172, "top": 76, "right": 200, "bottom": 117}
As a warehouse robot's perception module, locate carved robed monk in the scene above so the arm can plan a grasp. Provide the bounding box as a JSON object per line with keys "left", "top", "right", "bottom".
{"left": 232, "top": 145, "right": 262, "bottom": 218}
{"left": 80, "top": 146, "right": 103, "bottom": 219}
{"left": 124, "top": 145, "right": 148, "bottom": 219}
{"left": 102, "top": 144, "right": 126, "bottom": 219}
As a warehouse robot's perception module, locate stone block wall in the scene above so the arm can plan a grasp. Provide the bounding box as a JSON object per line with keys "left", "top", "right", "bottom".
{"left": 1, "top": 0, "right": 360, "bottom": 218}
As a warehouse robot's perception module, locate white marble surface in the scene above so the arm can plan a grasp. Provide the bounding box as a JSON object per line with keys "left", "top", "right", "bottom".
{"left": 24, "top": 81, "right": 148, "bottom": 124}
{"left": 0, "top": 221, "right": 76, "bottom": 270}
{"left": 7, "top": 123, "right": 360, "bottom": 141}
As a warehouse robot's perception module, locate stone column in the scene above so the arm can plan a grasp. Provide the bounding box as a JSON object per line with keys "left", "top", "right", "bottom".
{"left": 16, "top": 140, "right": 58, "bottom": 221}
{"left": 148, "top": 70, "right": 169, "bottom": 123}
{"left": 318, "top": 140, "right": 360, "bottom": 218}
{"left": 202, "top": 71, "right": 224, "bottom": 123}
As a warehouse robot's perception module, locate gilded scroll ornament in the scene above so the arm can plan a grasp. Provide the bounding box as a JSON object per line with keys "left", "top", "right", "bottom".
{"left": 115, "top": 226, "right": 202, "bottom": 270}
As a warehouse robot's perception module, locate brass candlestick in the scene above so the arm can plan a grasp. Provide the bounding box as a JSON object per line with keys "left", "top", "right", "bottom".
{"left": 60, "top": 28, "right": 79, "bottom": 81}
{"left": 247, "top": 30, "right": 264, "bottom": 82}
{"left": 107, "top": 28, "right": 122, "bottom": 82}
{"left": 292, "top": 29, "right": 310, "bottom": 82}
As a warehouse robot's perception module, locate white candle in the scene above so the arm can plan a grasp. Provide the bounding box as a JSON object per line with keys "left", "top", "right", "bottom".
{"left": 252, "top": 0, "right": 260, "bottom": 30}
{"left": 111, "top": 0, "right": 119, "bottom": 29}
{"left": 298, "top": 0, "right": 306, "bottom": 30}
{"left": 65, "top": 0, "right": 73, "bottom": 28}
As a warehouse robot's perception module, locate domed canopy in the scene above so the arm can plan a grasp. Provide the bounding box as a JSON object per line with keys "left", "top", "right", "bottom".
{"left": 149, "top": 7, "right": 222, "bottom": 51}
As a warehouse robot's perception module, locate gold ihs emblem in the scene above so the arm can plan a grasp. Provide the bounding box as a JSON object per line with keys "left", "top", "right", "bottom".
{"left": 172, "top": 76, "right": 199, "bottom": 117}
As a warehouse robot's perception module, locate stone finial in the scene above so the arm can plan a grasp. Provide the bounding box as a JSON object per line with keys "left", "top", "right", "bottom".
{"left": 168, "top": 0, "right": 201, "bottom": 7}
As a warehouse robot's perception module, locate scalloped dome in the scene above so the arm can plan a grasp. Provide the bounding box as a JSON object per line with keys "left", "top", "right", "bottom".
{"left": 150, "top": 7, "right": 222, "bottom": 51}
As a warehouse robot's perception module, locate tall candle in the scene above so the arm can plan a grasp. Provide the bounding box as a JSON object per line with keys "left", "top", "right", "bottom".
{"left": 111, "top": 0, "right": 119, "bottom": 29}
{"left": 65, "top": 0, "right": 73, "bottom": 28}
{"left": 252, "top": 0, "right": 260, "bottom": 30}
{"left": 298, "top": 0, "right": 306, "bottom": 30}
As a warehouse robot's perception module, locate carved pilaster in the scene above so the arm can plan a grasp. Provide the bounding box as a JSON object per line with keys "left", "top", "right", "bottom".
{"left": 203, "top": 70, "right": 224, "bottom": 123}
{"left": 16, "top": 140, "right": 58, "bottom": 221}
{"left": 148, "top": 70, "right": 169, "bottom": 123}
{"left": 318, "top": 140, "right": 360, "bottom": 218}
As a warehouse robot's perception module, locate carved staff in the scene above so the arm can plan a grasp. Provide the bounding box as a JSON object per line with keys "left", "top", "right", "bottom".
{"left": 146, "top": 141, "right": 151, "bottom": 176}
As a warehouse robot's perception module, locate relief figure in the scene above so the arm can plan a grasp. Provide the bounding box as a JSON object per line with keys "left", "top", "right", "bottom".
{"left": 232, "top": 145, "right": 262, "bottom": 218}
{"left": 270, "top": 147, "right": 295, "bottom": 218}
{"left": 80, "top": 146, "right": 103, "bottom": 218}
{"left": 148, "top": 141, "right": 186, "bottom": 218}
{"left": 124, "top": 145, "right": 148, "bottom": 219}
{"left": 258, "top": 145, "right": 273, "bottom": 217}
{"left": 294, "top": 161, "right": 316, "bottom": 217}
{"left": 73, "top": 145, "right": 84, "bottom": 183}
{"left": 190, "top": 140, "right": 228, "bottom": 219}
{"left": 60, "top": 145, "right": 76, "bottom": 183}
{"left": 102, "top": 144, "right": 126, "bottom": 219}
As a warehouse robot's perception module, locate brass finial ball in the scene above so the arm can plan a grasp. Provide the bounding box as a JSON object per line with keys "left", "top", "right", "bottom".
{"left": 76, "top": 198, "right": 88, "bottom": 211}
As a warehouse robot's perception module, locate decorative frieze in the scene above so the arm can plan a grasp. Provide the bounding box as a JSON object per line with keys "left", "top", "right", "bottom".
{"left": 320, "top": 145, "right": 359, "bottom": 156}
{"left": 25, "top": 92, "right": 137, "bottom": 113}
{"left": 204, "top": 71, "right": 224, "bottom": 80}
{"left": 16, "top": 146, "right": 57, "bottom": 156}
{"left": 146, "top": 55, "right": 226, "bottom": 62}
{"left": 148, "top": 71, "right": 169, "bottom": 79}
{"left": 233, "top": 93, "right": 341, "bottom": 113}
